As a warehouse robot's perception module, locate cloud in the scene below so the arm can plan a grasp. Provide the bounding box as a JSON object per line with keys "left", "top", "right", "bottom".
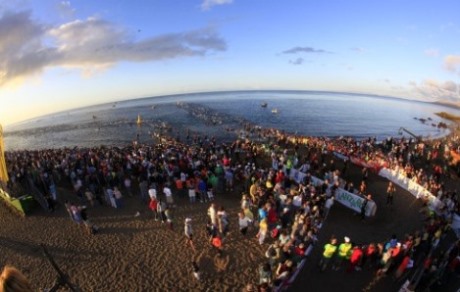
{"left": 201, "top": 0, "right": 233, "bottom": 11}
{"left": 0, "top": 10, "right": 226, "bottom": 86}
{"left": 0, "top": 10, "right": 52, "bottom": 83}
{"left": 444, "top": 55, "right": 460, "bottom": 73}
{"left": 282, "top": 46, "right": 331, "bottom": 54}
{"left": 350, "top": 47, "right": 365, "bottom": 53}
{"left": 289, "top": 58, "right": 304, "bottom": 65}
{"left": 410, "top": 79, "right": 459, "bottom": 102}
{"left": 57, "top": 1, "right": 76, "bottom": 19}
{"left": 424, "top": 48, "right": 439, "bottom": 57}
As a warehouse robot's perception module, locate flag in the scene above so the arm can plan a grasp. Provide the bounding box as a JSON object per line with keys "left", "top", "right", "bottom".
{"left": 0, "top": 124, "right": 8, "bottom": 184}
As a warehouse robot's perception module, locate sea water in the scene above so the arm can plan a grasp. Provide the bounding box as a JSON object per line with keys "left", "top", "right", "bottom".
{"left": 4, "top": 91, "right": 459, "bottom": 151}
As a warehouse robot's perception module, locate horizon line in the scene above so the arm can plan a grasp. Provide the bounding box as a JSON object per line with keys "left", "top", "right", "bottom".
{"left": 3, "top": 89, "right": 448, "bottom": 128}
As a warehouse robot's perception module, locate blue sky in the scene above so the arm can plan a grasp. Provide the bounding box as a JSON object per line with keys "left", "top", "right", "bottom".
{"left": 1, "top": 0, "right": 459, "bottom": 125}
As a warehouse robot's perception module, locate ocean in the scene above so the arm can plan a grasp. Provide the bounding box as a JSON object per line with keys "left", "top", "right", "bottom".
{"left": 3, "top": 91, "right": 459, "bottom": 151}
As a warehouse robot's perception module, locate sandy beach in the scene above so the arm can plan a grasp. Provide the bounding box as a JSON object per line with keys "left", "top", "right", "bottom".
{"left": 1, "top": 187, "right": 270, "bottom": 291}
{"left": 1, "top": 128, "right": 460, "bottom": 292}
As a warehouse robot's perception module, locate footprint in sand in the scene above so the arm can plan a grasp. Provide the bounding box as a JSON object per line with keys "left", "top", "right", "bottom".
{"left": 214, "top": 254, "right": 230, "bottom": 272}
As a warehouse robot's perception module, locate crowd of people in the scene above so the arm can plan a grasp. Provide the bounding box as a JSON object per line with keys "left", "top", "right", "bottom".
{"left": 318, "top": 219, "right": 460, "bottom": 292}
{"left": 2, "top": 119, "right": 460, "bottom": 291}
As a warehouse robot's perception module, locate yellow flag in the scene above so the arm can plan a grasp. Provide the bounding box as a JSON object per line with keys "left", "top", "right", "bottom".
{"left": 0, "top": 123, "right": 9, "bottom": 184}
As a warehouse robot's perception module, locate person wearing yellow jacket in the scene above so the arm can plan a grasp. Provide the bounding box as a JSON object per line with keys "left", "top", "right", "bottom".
{"left": 319, "top": 237, "right": 338, "bottom": 272}
{"left": 333, "top": 236, "right": 352, "bottom": 271}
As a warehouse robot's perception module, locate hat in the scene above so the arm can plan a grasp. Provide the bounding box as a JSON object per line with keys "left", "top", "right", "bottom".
{"left": 344, "top": 236, "right": 350, "bottom": 243}
{"left": 283, "top": 207, "right": 289, "bottom": 213}
{"left": 185, "top": 218, "right": 192, "bottom": 223}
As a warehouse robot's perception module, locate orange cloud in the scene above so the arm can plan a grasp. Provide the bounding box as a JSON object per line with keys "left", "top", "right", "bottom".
{"left": 444, "top": 55, "right": 460, "bottom": 72}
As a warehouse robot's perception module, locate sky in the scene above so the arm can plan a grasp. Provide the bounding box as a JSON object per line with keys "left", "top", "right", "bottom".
{"left": 1, "top": 0, "right": 460, "bottom": 126}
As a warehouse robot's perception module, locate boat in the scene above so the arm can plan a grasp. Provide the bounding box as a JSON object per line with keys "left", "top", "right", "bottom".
{"left": 271, "top": 108, "right": 278, "bottom": 114}
{"left": 137, "top": 114, "right": 142, "bottom": 125}
{"left": 261, "top": 102, "right": 268, "bottom": 108}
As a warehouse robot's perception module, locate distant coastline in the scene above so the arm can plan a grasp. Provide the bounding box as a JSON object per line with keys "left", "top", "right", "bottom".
{"left": 435, "top": 111, "right": 460, "bottom": 122}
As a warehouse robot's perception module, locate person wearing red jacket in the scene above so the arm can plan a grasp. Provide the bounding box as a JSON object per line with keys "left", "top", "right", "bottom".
{"left": 362, "top": 243, "right": 377, "bottom": 269}
{"left": 347, "top": 245, "right": 363, "bottom": 272}
{"left": 267, "top": 204, "right": 278, "bottom": 229}
{"left": 275, "top": 170, "right": 284, "bottom": 184}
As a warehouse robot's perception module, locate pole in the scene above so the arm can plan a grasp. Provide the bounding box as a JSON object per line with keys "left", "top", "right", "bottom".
{"left": 0, "top": 123, "right": 9, "bottom": 185}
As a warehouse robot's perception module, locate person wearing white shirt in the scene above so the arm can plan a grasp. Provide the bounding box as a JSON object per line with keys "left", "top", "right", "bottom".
{"left": 292, "top": 195, "right": 302, "bottom": 209}
{"left": 148, "top": 187, "right": 157, "bottom": 199}
{"left": 208, "top": 203, "right": 217, "bottom": 227}
{"left": 238, "top": 212, "right": 252, "bottom": 235}
{"left": 163, "top": 185, "right": 174, "bottom": 207}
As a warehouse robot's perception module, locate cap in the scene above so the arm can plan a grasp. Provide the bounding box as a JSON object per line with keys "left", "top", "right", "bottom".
{"left": 344, "top": 236, "right": 350, "bottom": 243}
{"left": 283, "top": 207, "right": 289, "bottom": 212}
{"left": 185, "top": 218, "right": 192, "bottom": 223}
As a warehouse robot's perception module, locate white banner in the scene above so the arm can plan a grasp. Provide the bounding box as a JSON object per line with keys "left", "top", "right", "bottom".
{"left": 289, "top": 168, "right": 307, "bottom": 184}
{"left": 289, "top": 168, "right": 377, "bottom": 217}
{"left": 335, "top": 188, "right": 377, "bottom": 217}
{"left": 378, "top": 168, "right": 444, "bottom": 214}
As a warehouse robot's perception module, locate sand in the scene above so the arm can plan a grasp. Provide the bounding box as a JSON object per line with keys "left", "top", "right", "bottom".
{"left": 1, "top": 139, "right": 460, "bottom": 291}
{"left": 1, "top": 188, "right": 269, "bottom": 291}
